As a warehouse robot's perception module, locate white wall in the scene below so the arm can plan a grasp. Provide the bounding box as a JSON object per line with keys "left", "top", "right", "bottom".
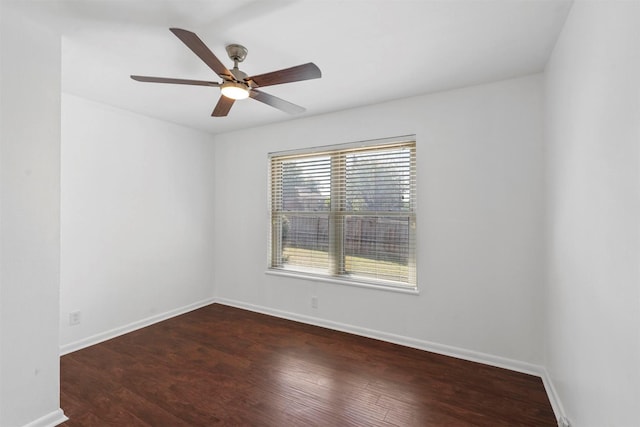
{"left": 544, "top": 1, "right": 640, "bottom": 425}
{"left": 0, "top": 3, "right": 66, "bottom": 426}
{"left": 60, "top": 94, "right": 217, "bottom": 351}
{"left": 213, "top": 75, "right": 546, "bottom": 368}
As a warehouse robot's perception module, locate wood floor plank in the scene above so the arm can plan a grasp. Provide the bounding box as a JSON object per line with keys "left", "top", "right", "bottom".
{"left": 60, "top": 303, "right": 556, "bottom": 426}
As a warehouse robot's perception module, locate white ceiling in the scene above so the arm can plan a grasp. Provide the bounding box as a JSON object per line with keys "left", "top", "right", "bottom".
{"left": 17, "top": 0, "right": 572, "bottom": 135}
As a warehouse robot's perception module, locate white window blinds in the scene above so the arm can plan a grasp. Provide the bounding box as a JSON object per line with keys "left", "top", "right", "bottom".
{"left": 269, "top": 137, "right": 416, "bottom": 289}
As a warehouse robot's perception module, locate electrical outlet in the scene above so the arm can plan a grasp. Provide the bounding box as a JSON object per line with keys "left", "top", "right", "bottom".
{"left": 69, "top": 311, "right": 81, "bottom": 326}
{"left": 311, "top": 296, "right": 318, "bottom": 309}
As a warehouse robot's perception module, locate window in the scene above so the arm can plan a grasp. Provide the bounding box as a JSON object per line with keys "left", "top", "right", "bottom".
{"left": 268, "top": 137, "right": 416, "bottom": 290}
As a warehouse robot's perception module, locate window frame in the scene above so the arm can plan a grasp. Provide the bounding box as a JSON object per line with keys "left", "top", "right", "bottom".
{"left": 268, "top": 136, "right": 417, "bottom": 292}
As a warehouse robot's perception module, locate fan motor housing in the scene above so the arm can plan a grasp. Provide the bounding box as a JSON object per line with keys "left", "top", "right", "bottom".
{"left": 231, "top": 68, "right": 248, "bottom": 81}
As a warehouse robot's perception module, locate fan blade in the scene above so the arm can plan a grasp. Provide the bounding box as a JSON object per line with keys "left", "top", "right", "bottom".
{"left": 247, "top": 63, "right": 321, "bottom": 87}
{"left": 212, "top": 95, "right": 235, "bottom": 117}
{"left": 131, "top": 75, "right": 220, "bottom": 87}
{"left": 169, "top": 28, "right": 234, "bottom": 79}
{"left": 249, "top": 89, "right": 305, "bottom": 114}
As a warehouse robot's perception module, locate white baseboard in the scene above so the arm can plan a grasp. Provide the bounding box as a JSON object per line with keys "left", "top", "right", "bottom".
{"left": 21, "top": 408, "right": 68, "bottom": 427}
{"left": 541, "top": 368, "right": 569, "bottom": 426}
{"left": 214, "top": 297, "right": 542, "bottom": 376}
{"left": 59, "top": 297, "right": 216, "bottom": 355}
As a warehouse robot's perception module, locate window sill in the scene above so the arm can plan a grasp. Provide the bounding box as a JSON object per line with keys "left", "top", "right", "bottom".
{"left": 265, "top": 269, "right": 420, "bottom": 295}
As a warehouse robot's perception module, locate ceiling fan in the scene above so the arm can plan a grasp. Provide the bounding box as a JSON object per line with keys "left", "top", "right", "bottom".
{"left": 131, "top": 28, "right": 321, "bottom": 117}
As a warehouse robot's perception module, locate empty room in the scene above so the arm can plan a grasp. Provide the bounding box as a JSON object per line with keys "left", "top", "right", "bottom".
{"left": 0, "top": 0, "right": 638, "bottom": 426}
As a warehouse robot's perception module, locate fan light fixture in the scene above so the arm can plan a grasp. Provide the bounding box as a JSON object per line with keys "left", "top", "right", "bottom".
{"left": 221, "top": 81, "right": 249, "bottom": 100}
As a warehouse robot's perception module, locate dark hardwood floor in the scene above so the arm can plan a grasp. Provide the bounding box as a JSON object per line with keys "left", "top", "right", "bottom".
{"left": 60, "top": 304, "right": 556, "bottom": 426}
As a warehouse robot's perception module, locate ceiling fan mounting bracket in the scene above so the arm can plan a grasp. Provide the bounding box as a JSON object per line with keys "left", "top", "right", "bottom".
{"left": 226, "top": 44, "right": 248, "bottom": 63}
